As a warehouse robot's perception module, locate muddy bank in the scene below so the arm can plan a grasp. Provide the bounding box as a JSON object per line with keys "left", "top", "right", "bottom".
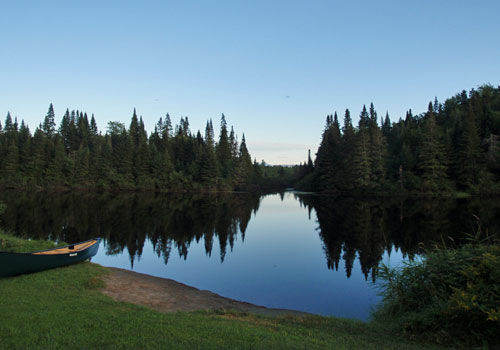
{"left": 101, "top": 267, "right": 308, "bottom": 317}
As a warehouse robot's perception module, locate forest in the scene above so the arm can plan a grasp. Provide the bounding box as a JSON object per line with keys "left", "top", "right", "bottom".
{"left": 296, "top": 84, "right": 500, "bottom": 195}
{"left": 2, "top": 84, "right": 500, "bottom": 195}
{"left": 0, "top": 107, "right": 263, "bottom": 191}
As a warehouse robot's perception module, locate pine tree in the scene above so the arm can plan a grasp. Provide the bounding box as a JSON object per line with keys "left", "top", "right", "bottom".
{"left": 229, "top": 126, "right": 239, "bottom": 160}
{"left": 30, "top": 128, "right": 46, "bottom": 185}
{"left": 314, "top": 113, "right": 342, "bottom": 192}
{"left": 352, "top": 129, "right": 371, "bottom": 189}
{"left": 352, "top": 107, "right": 372, "bottom": 189}
{"left": 419, "top": 102, "right": 448, "bottom": 192}
{"left": 368, "top": 103, "right": 386, "bottom": 188}
{"left": 216, "top": 114, "right": 232, "bottom": 179}
{"left": 340, "top": 109, "right": 356, "bottom": 190}
{"left": 90, "top": 114, "right": 98, "bottom": 136}
{"left": 42, "top": 103, "right": 56, "bottom": 137}
{"left": 17, "top": 120, "right": 32, "bottom": 182}
{"left": 458, "top": 105, "right": 482, "bottom": 188}
{"left": 45, "top": 136, "right": 67, "bottom": 185}
{"left": 4, "top": 112, "right": 13, "bottom": 132}
{"left": 4, "top": 141, "right": 19, "bottom": 183}
{"left": 233, "top": 134, "right": 253, "bottom": 189}
{"left": 381, "top": 112, "right": 391, "bottom": 138}
{"left": 59, "top": 109, "right": 71, "bottom": 151}
{"left": 163, "top": 113, "right": 173, "bottom": 140}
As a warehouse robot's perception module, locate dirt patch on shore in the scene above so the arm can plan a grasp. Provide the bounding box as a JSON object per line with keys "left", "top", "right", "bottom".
{"left": 101, "top": 267, "right": 308, "bottom": 317}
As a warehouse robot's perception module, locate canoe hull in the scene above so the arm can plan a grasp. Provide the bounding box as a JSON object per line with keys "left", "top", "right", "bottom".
{"left": 0, "top": 238, "right": 100, "bottom": 278}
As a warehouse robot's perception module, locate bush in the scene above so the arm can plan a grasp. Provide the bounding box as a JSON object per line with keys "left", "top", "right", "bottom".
{"left": 374, "top": 244, "right": 500, "bottom": 346}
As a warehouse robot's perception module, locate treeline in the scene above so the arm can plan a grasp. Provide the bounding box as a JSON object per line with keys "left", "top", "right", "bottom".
{"left": 299, "top": 84, "right": 500, "bottom": 194}
{"left": 0, "top": 106, "right": 261, "bottom": 191}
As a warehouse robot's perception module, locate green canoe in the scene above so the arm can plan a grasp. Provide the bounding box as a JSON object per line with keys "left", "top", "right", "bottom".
{"left": 0, "top": 238, "right": 101, "bottom": 278}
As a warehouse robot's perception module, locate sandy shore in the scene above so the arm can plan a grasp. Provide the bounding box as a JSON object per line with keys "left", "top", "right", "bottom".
{"left": 101, "top": 267, "right": 308, "bottom": 317}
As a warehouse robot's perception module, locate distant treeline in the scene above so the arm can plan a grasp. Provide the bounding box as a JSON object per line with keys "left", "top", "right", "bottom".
{"left": 0, "top": 107, "right": 266, "bottom": 191}
{"left": 297, "top": 84, "right": 500, "bottom": 194}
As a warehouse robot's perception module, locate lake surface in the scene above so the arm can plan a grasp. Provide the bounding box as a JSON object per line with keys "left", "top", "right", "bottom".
{"left": 1, "top": 191, "right": 499, "bottom": 320}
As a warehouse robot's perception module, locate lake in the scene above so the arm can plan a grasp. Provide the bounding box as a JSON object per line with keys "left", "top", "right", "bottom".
{"left": 1, "top": 190, "right": 499, "bottom": 320}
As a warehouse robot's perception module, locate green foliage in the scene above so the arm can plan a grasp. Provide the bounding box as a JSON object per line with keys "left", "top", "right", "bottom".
{"left": 374, "top": 243, "right": 500, "bottom": 346}
{"left": 0, "top": 232, "right": 67, "bottom": 253}
{"left": 305, "top": 85, "right": 500, "bottom": 195}
{"left": 0, "top": 107, "right": 260, "bottom": 192}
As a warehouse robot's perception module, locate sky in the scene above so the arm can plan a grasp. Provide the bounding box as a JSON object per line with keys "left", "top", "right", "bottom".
{"left": 1, "top": 0, "right": 499, "bottom": 164}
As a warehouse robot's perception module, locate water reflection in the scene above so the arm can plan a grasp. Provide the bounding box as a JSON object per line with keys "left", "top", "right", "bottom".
{"left": 1, "top": 191, "right": 499, "bottom": 281}
{"left": 297, "top": 194, "right": 500, "bottom": 281}
{"left": 0, "top": 191, "right": 260, "bottom": 267}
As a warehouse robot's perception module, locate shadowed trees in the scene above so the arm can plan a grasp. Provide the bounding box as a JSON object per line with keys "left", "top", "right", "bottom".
{"left": 0, "top": 106, "right": 259, "bottom": 191}
{"left": 304, "top": 85, "right": 500, "bottom": 194}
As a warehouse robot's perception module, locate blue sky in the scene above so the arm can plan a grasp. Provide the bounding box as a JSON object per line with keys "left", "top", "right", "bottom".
{"left": 1, "top": 1, "right": 499, "bottom": 164}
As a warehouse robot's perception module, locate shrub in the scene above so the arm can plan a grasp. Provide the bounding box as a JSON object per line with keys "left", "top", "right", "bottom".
{"left": 374, "top": 244, "right": 500, "bottom": 346}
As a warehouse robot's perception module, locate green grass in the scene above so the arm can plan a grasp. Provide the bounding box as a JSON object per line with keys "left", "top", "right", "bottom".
{"left": 0, "top": 263, "right": 452, "bottom": 350}
{"left": 0, "top": 233, "right": 451, "bottom": 350}
{"left": 0, "top": 232, "right": 67, "bottom": 253}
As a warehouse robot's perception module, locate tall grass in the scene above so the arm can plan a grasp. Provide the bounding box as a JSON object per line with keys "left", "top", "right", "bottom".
{"left": 374, "top": 242, "right": 500, "bottom": 347}
{"left": 0, "top": 232, "right": 68, "bottom": 253}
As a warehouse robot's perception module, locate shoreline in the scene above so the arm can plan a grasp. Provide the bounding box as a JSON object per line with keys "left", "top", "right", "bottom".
{"left": 100, "top": 265, "right": 309, "bottom": 317}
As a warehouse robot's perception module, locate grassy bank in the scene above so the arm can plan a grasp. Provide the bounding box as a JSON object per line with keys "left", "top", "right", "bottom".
{"left": 0, "top": 232, "right": 66, "bottom": 253}
{"left": 0, "top": 233, "right": 451, "bottom": 350}
{"left": 374, "top": 243, "right": 500, "bottom": 348}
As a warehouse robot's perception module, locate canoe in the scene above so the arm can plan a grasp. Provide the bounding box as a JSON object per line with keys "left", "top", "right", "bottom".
{"left": 0, "top": 238, "right": 101, "bottom": 278}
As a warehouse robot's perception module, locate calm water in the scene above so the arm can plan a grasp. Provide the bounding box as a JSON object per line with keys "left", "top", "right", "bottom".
{"left": 1, "top": 191, "right": 499, "bottom": 320}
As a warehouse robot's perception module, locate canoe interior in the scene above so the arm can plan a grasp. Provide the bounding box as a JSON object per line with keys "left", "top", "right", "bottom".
{"left": 32, "top": 239, "right": 98, "bottom": 255}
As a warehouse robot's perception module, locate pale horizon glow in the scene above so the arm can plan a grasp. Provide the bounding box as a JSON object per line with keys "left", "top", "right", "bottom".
{"left": 1, "top": 0, "right": 499, "bottom": 164}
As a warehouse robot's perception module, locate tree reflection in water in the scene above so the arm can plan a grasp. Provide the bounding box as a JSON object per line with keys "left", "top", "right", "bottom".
{"left": 296, "top": 193, "right": 500, "bottom": 281}
{"left": 1, "top": 191, "right": 499, "bottom": 280}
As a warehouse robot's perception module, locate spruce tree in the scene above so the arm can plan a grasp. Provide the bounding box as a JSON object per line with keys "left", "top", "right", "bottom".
{"left": 368, "top": 103, "right": 386, "bottom": 188}
{"left": 419, "top": 102, "right": 448, "bottom": 192}
{"left": 4, "top": 112, "right": 13, "bottom": 132}
{"left": 233, "top": 134, "right": 253, "bottom": 189}
{"left": 216, "top": 114, "right": 232, "bottom": 179}
{"left": 352, "top": 107, "right": 372, "bottom": 189}
{"left": 42, "top": 103, "right": 56, "bottom": 137}
{"left": 90, "top": 114, "right": 98, "bottom": 136}
{"left": 458, "top": 105, "right": 482, "bottom": 188}
{"left": 4, "top": 141, "right": 19, "bottom": 183}
{"left": 341, "top": 109, "right": 356, "bottom": 190}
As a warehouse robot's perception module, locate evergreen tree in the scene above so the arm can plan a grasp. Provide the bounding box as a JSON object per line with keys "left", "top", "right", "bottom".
{"left": 352, "top": 127, "right": 371, "bottom": 189}
{"left": 229, "top": 126, "right": 239, "bottom": 160}
{"left": 90, "top": 114, "right": 98, "bottom": 136}
{"left": 233, "top": 134, "right": 253, "bottom": 189}
{"left": 4, "top": 141, "right": 19, "bottom": 183}
{"left": 458, "top": 105, "right": 482, "bottom": 188}
{"left": 45, "top": 136, "right": 67, "bottom": 185}
{"left": 216, "top": 114, "right": 232, "bottom": 179}
{"left": 314, "top": 113, "right": 342, "bottom": 192}
{"left": 368, "top": 103, "right": 386, "bottom": 188}
{"left": 4, "top": 112, "right": 13, "bottom": 132}
{"left": 419, "top": 102, "right": 448, "bottom": 192}
{"left": 17, "top": 120, "right": 32, "bottom": 182}
{"left": 42, "top": 103, "right": 56, "bottom": 137}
